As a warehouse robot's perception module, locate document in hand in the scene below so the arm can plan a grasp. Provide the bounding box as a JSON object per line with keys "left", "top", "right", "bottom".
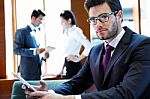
{"left": 12, "top": 72, "right": 37, "bottom": 91}
{"left": 45, "top": 46, "right": 55, "bottom": 52}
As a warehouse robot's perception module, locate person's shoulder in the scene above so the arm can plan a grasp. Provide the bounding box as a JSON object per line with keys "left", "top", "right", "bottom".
{"left": 15, "top": 25, "right": 31, "bottom": 36}
{"left": 88, "top": 43, "right": 103, "bottom": 57}
{"left": 130, "top": 33, "right": 150, "bottom": 49}
{"left": 124, "top": 26, "right": 150, "bottom": 42}
{"left": 133, "top": 32, "right": 150, "bottom": 41}
{"left": 75, "top": 26, "right": 83, "bottom": 33}
{"left": 91, "top": 43, "right": 103, "bottom": 52}
{"left": 16, "top": 25, "right": 31, "bottom": 32}
{"left": 70, "top": 26, "right": 83, "bottom": 38}
{"left": 71, "top": 25, "right": 82, "bottom": 33}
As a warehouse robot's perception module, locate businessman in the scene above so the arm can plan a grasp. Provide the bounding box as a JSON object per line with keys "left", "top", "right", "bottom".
{"left": 14, "top": 9, "right": 49, "bottom": 80}
{"left": 24, "top": 0, "right": 150, "bottom": 98}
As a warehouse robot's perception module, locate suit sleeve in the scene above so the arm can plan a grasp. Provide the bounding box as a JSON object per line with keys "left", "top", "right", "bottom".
{"left": 13, "top": 29, "right": 36, "bottom": 57}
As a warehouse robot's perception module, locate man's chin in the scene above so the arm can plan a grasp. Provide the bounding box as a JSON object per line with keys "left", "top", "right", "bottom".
{"left": 97, "top": 35, "right": 105, "bottom": 40}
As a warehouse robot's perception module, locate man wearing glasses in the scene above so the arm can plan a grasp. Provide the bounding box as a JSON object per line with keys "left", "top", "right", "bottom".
{"left": 24, "top": 0, "right": 150, "bottom": 99}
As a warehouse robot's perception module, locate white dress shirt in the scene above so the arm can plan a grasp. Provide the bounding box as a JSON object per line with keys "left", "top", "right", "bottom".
{"left": 29, "top": 24, "right": 45, "bottom": 55}
{"left": 29, "top": 24, "right": 42, "bottom": 47}
{"left": 104, "top": 28, "right": 125, "bottom": 56}
{"left": 62, "top": 25, "right": 92, "bottom": 58}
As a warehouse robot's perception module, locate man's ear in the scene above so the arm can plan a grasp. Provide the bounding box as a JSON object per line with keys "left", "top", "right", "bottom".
{"left": 116, "top": 10, "right": 123, "bottom": 23}
{"left": 31, "top": 16, "right": 36, "bottom": 21}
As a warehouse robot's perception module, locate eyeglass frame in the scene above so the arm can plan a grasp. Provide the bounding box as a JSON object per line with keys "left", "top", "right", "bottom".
{"left": 87, "top": 11, "right": 118, "bottom": 25}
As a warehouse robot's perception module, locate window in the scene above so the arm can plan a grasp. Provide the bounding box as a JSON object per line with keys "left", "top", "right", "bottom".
{"left": 140, "top": 0, "right": 150, "bottom": 36}
{"left": 44, "top": 0, "right": 71, "bottom": 75}
{"left": 5, "top": 0, "right": 14, "bottom": 78}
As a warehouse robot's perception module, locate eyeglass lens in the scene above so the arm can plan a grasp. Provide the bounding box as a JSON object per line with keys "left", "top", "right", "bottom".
{"left": 88, "top": 11, "right": 117, "bottom": 25}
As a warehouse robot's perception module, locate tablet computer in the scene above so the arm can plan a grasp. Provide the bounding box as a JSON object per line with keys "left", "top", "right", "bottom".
{"left": 45, "top": 46, "right": 55, "bottom": 52}
{"left": 12, "top": 72, "right": 37, "bottom": 91}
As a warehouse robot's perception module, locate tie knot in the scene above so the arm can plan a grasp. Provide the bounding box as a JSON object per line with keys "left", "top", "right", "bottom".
{"left": 106, "top": 44, "right": 114, "bottom": 51}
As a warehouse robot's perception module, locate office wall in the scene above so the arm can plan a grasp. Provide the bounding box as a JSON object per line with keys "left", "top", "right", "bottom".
{"left": 71, "top": 0, "right": 90, "bottom": 40}
{"left": 0, "top": 79, "right": 15, "bottom": 99}
{"left": 0, "top": 0, "right": 6, "bottom": 79}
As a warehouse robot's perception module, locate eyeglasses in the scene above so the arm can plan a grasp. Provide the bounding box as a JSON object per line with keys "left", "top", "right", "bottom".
{"left": 87, "top": 11, "right": 118, "bottom": 25}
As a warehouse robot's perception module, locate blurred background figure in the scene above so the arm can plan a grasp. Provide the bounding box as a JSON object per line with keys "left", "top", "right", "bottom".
{"left": 13, "top": 9, "right": 49, "bottom": 80}
{"left": 59, "top": 10, "right": 93, "bottom": 79}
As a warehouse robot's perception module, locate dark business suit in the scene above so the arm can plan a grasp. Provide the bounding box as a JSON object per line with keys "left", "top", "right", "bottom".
{"left": 14, "top": 25, "right": 42, "bottom": 80}
{"left": 54, "top": 26, "right": 150, "bottom": 99}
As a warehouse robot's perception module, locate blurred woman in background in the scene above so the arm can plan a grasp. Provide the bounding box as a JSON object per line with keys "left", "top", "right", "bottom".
{"left": 59, "top": 10, "right": 92, "bottom": 79}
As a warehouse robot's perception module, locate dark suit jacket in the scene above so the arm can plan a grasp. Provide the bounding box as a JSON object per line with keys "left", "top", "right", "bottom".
{"left": 54, "top": 26, "right": 150, "bottom": 99}
{"left": 14, "top": 25, "right": 42, "bottom": 80}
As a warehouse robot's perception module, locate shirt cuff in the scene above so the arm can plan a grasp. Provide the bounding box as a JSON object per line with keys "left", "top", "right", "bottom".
{"left": 75, "top": 95, "right": 82, "bottom": 99}
{"left": 30, "top": 48, "right": 36, "bottom": 55}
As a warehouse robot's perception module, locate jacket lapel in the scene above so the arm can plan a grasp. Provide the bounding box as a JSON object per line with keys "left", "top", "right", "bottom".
{"left": 94, "top": 44, "right": 105, "bottom": 89}
{"left": 26, "top": 25, "right": 39, "bottom": 47}
{"left": 103, "top": 27, "right": 133, "bottom": 84}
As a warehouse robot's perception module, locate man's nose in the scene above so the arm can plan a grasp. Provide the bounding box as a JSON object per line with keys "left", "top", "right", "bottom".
{"left": 95, "top": 19, "right": 103, "bottom": 26}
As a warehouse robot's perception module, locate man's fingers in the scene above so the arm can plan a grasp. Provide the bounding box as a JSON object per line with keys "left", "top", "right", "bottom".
{"left": 40, "top": 80, "right": 47, "bottom": 87}
{"left": 22, "top": 84, "right": 27, "bottom": 89}
{"left": 26, "top": 94, "right": 40, "bottom": 99}
{"left": 39, "top": 80, "right": 48, "bottom": 91}
{"left": 29, "top": 91, "right": 48, "bottom": 97}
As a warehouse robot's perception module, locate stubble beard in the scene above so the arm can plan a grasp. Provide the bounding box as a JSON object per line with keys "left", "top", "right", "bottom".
{"left": 99, "top": 21, "right": 118, "bottom": 41}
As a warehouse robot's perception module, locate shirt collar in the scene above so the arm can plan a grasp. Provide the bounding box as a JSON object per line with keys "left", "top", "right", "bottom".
{"left": 63, "top": 25, "right": 76, "bottom": 35}
{"left": 104, "top": 28, "right": 125, "bottom": 48}
{"left": 29, "top": 24, "right": 40, "bottom": 31}
{"left": 67, "top": 25, "right": 76, "bottom": 32}
{"left": 29, "top": 24, "right": 36, "bottom": 31}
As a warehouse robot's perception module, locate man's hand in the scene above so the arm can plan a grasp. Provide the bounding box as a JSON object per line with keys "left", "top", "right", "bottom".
{"left": 22, "top": 80, "right": 48, "bottom": 92}
{"left": 44, "top": 52, "right": 49, "bottom": 59}
{"left": 36, "top": 48, "right": 45, "bottom": 55}
{"left": 23, "top": 80, "right": 76, "bottom": 99}
{"left": 22, "top": 80, "right": 49, "bottom": 98}
{"left": 27, "top": 90, "right": 75, "bottom": 99}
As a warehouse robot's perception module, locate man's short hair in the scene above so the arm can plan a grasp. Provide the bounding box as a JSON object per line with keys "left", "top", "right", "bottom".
{"left": 31, "top": 9, "right": 45, "bottom": 18}
{"left": 84, "top": 0, "right": 122, "bottom": 12}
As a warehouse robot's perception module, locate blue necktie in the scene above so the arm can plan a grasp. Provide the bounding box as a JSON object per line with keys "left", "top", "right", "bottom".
{"left": 102, "top": 44, "right": 114, "bottom": 72}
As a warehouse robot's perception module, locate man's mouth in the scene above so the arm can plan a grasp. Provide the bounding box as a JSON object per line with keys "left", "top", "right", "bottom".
{"left": 96, "top": 28, "right": 107, "bottom": 35}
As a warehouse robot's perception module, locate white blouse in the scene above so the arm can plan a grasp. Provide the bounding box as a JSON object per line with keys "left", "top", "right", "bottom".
{"left": 63, "top": 25, "right": 92, "bottom": 57}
